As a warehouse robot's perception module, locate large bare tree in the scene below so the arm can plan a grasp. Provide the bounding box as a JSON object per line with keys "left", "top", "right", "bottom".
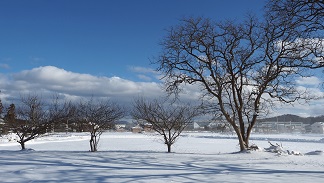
{"left": 75, "top": 98, "right": 125, "bottom": 152}
{"left": 156, "top": 11, "right": 323, "bottom": 151}
{"left": 132, "top": 98, "right": 200, "bottom": 153}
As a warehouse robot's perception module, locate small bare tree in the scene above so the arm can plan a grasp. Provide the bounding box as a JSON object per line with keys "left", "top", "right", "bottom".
{"left": 76, "top": 98, "right": 125, "bottom": 152}
{"left": 132, "top": 98, "right": 200, "bottom": 153}
{"left": 10, "top": 94, "right": 48, "bottom": 150}
{"left": 9, "top": 94, "right": 73, "bottom": 150}
{"left": 48, "top": 94, "right": 76, "bottom": 132}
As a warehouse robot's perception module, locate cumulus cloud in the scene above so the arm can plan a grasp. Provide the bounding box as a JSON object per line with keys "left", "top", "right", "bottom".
{"left": 0, "top": 66, "right": 168, "bottom": 106}
{"left": 1, "top": 65, "right": 324, "bottom": 117}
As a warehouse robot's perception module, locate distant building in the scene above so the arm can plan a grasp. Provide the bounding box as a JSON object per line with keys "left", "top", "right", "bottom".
{"left": 193, "top": 121, "right": 212, "bottom": 130}
{"left": 193, "top": 122, "right": 206, "bottom": 130}
{"left": 115, "top": 124, "right": 126, "bottom": 132}
{"left": 311, "top": 122, "right": 324, "bottom": 134}
{"left": 254, "top": 121, "right": 304, "bottom": 133}
{"left": 143, "top": 123, "right": 153, "bottom": 132}
{"left": 131, "top": 125, "right": 143, "bottom": 133}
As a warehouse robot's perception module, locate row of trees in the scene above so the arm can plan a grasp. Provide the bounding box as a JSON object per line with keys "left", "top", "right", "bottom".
{"left": 0, "top": 95, "right": 125, "bottom": 152}
{"left": 0, "top": 95, "right": 200, "bottom": 153}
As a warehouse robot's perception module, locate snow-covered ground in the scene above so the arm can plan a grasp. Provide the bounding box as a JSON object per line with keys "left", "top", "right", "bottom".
{"left": 1, "top": 132, "right": 324, "bottom": 182}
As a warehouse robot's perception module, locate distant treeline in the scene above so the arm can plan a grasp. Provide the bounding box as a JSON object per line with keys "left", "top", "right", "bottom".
{"left": 260, "top": 114, "right": 324, "bottom": 124}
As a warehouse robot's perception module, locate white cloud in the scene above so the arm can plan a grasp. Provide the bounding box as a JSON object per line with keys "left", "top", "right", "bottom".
{"left": 1, "top": 65, "right": 324, "bottom": 117}
{"left": 137, "top": 74, "right": 152, "bottom": 81}
{"left": 0, "top": 66, "right": 167, "bottom": 106}
{"left": 296, "top": 76, "right": 321, "bottom": 86}
{"left": 128, "top": 66, "right": 162, "bottom": 81}
{"left": 128, "top": 66, "right": 157, "bottom": 74}
{"left": 272, "top": 98, "right": 324, "bottom": 117}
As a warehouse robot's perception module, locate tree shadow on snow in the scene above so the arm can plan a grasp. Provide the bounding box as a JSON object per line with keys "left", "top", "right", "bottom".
{"left": 0, "top": 150, "right": 324, "bottom": 182}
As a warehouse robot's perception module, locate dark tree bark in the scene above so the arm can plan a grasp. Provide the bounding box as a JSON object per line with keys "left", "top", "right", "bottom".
{"left": 19, "top": 141, "right": 25, "bottom": 150}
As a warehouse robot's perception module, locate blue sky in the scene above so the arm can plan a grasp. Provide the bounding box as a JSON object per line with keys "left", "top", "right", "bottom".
{"left": 0, "top": 0, "right": 265, "bottom": 80}
{"left": 1, "top": 0, "right": 323, "bottom": 117}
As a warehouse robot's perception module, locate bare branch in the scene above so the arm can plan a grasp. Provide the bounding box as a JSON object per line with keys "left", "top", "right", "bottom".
{"left": 132, "top": 97, "right": 201, "bottom": 153}
{"left": 73, "top": 98, "right": 125, "bottom": 152}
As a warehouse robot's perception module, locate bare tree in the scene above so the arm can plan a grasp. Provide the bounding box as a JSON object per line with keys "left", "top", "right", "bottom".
{"left": 75, "top": 98, "right": 125, "bottom": 152}
{"left": 10, "top": 94, "right": 48, "bottom": 150}
{"left": 48, "top": 94, "right": 76, "bottom": 132}
{"left": 132, "top": 98, "right": 200, "bottom": 153}
{"left": 9, "top": 94, "right": 73, "bottom": 150}
{"left": 155, "top": 14, "right": 323, "bottom": 151}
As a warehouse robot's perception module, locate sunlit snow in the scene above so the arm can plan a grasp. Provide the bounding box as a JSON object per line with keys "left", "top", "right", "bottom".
{"left": 1, "top": 132, "right": 324, "bottom": 182}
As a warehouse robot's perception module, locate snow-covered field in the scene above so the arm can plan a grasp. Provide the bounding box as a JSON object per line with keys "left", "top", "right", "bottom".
{"left": 1, "top": 132, "right": 324, "bottom": 183}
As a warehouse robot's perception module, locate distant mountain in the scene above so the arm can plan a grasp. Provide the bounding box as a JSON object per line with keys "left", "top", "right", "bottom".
{"left": 259, "top": 114, "right": 324, "bottom": 124}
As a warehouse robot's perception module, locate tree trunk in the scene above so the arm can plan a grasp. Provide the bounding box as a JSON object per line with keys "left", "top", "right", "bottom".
{"left": 245, "top": 128, "right": 253, "bottom": 149}
{"left": 90, "top": 134, "right": 97, "bottom": 152}
{"left": 90, "top": 139, "right": 93, "bottom": 152}
{"left": 244, "top": 137, "right": 250, "bottom": 150}
{"left": 19, "top": 141, "right": 26, "bottom": 150}
{"left": 238, "top": 135, "right": 247, "bottom": 151}
{"left": 93, "top": 135, "right": 97, "bottom": 152}
{"left": 233, "top": 126, "right": 247, "bottom": 151}
{"left": 245, "top": 119, "right": 257, "bottom": 148}
{"left": 167, "top": 143, "right": 171, "bottom": 153}
{"left": 90, "top": 137, "right": 94, "bottom": 152}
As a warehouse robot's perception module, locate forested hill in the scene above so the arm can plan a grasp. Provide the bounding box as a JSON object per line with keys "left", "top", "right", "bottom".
{"left": 259, "top": 114, "right": 324, "bottom": 124}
